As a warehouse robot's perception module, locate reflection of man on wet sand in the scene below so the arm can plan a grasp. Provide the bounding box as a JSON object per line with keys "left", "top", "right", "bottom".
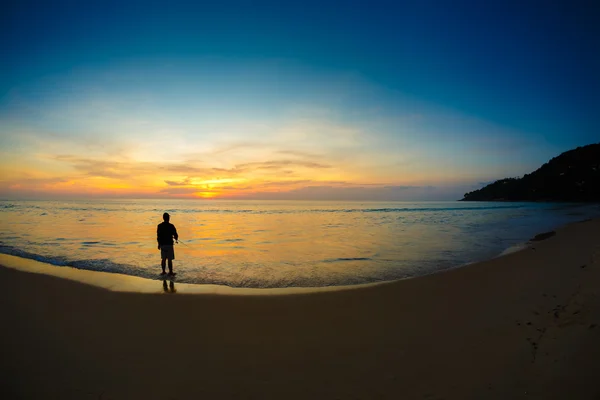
{"left": 157, "top": 212, "right": 179, "bottom": 276}
{"left": 162, "top": 280, "right": 177, "bottom": 293}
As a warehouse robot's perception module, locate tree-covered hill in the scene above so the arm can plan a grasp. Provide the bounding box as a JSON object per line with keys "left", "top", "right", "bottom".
{"left": 462, "top": 143, "right": 600, "bottom": 202}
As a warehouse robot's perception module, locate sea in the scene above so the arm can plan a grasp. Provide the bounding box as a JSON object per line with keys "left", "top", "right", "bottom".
{"left": 1, "top": 199, "right": 599, "bottom": 288}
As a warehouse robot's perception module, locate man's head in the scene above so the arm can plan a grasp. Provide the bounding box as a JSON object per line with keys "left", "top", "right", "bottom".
{"left": 163, "top": 212, "right": 170, "bottom": 222}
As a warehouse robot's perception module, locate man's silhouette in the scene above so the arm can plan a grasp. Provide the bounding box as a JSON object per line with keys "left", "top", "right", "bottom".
{"left": 157, "top": 212, "right": 179, "bottom": 276}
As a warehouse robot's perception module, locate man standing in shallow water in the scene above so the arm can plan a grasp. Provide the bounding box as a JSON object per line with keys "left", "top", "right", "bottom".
{"left": 157, "top": 212, "right": 179, "bottom": 276}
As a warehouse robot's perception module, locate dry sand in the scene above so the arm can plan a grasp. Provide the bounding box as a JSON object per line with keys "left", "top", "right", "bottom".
{"left": 1, "top": 218, "right": 600, "bottom": 399}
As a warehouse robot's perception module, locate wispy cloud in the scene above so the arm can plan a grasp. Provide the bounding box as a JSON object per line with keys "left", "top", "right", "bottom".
{"left": 236, "top": 160, "right": 331, "bottom": 170}
{"left": 164, "top": 178, "right": 191, "bottom": 186}
{"left": 162, "top": 165, "right": 215, "bottom": 175}
{"left": 53, "top": 155, "right": 156, "bottom": 179}
{"left": 255, "top": 180, "right": 313, "bottom": 188}
{"left": 210, "top": 141, "right": 267, "bottom": 155}
{"left": 159, "top": 187, "right": 216, "bottom": 195}
{"left": 276, "top": 149, "right": 324, "bottom": 159}
{"left": 7, "top": 177, "right": 69, "bottom": 186}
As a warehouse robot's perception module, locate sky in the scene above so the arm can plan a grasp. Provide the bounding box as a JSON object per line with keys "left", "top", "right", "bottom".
{"left": 0, "top": 0, "right": 598, "bottom": 200}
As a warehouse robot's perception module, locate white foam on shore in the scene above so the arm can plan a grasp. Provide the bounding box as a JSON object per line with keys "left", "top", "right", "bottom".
{"left": 498, "top": 242, "right": 530, "bottom": 257}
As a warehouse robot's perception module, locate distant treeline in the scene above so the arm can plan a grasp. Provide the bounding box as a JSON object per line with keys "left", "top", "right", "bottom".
{"left": 462, "top": 143, "right": 600, "bottom": 202}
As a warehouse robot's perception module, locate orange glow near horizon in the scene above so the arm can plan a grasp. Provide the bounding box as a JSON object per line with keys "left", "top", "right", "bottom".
{"left": 0, "top": 158, "right": 471, "bottom": 200}
{"left": 0, "top": 109, "right": 513, "bottom": 201}
{"left": 194, "top": 192, "right": 219, "bottom": 198}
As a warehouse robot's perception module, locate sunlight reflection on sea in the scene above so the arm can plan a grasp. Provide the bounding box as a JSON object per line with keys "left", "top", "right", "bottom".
{"left": 1, "top": 200, "right": 598, "bottom": 287}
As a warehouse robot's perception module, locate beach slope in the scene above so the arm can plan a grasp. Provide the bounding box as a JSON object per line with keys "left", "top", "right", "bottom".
{"left": 1, "top": 219, "right": 600, "bottom": 399}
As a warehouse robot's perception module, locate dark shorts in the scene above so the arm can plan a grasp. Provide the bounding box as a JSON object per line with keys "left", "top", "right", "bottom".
{"left": 160, "top": 245, "right": 175, "bottom": 260}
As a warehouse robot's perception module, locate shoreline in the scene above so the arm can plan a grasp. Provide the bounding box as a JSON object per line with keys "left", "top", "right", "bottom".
{"left": 2, "top": 218, "right": 600, "bottom": 399}
{"left": 0, "top": 253, "right": 382, "bottom": 296}
{"left": 0, "top": 241, "right": 534, "bottom": 295}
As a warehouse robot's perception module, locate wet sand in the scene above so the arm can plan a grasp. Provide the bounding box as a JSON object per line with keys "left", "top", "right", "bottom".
{"left": 1, "top": 219, "right": 600, "bottom": 399}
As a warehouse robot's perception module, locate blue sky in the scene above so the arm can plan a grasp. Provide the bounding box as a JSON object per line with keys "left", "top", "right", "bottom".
{"left": 0, "top": 0, "right": 598, "bottom": 199}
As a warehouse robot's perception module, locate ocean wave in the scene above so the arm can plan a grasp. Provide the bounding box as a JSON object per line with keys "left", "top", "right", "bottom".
{"left": 169, "top": 205, "right": 527, "bottom": 214}
{"left": 3, "top": 204, "right": 530, "bottom": 215}
{"left": 0, "top": 247, "right": 396, "bottom": 288}
{"left": 354, "top": 205, "right": 527, "bottom": 213}
{"left": 0, "top": 245, "right": 159, "bottom": 280}
{"left": 323, "top": 257, "right": 372, "bottom": 263}
{"left": 0, "top": 245, "right": 70, "bottom": 266}
{"left": 0, "top": 246, "right": 382, "bottom": 288}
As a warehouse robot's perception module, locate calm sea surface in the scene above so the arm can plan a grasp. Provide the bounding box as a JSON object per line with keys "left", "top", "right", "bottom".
{"left": 1, "top": 200, "right": 598, "bottom": 288}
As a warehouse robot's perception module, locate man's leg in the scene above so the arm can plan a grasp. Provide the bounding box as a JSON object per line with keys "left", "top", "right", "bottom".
{"left": 168, "top": 259, "right": 174, "bottom": 275}
{"left": 161, "top": 258, "right": 166, "bottom": 274}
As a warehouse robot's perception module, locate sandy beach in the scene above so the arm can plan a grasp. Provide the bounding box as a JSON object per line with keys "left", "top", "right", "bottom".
{"left": 1, "top": 219, "right": 599, "bottom": 400}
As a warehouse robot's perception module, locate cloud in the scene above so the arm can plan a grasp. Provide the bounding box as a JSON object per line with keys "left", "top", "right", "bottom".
{"left": 52, "top": 155, "right": 238, "bottom": 181}
{"left": 10, "top": 177, "right": 69, "bottom": 186}
{"left": 163, "top": 165, "right": 214, "bottom": 175}
{"left": 38, "top": 154, "right": 339, "bottom": 194}
{"left": 210, "top": 141, "right": 266, "bottom": 155}
{"left": 236, "top": 160, "right": 331, "bottom": 170}
{"left": 159, "top": 187, "right": 216, "bottom": 195}
{"left": 220, "top": 185, "right": 253, "bottom": 190}
{"left": 209, "top": 167, "right": 247, "bottom": 175}
{"left": 164, "top": 178, "right": 191, "bottom": 186}
{"left": 53, "top": 155, "right": 156, "bottom": 179}
{"left": 276, "top": 149, "right": 323, "bottom": 159}
{"left": 255, "top": 180, "right": 313, "bottom": 188}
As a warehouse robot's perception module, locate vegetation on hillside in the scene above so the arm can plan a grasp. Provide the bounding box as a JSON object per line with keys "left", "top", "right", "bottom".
{"left": 462, "top": 144, "right": 600, "bottom": 202}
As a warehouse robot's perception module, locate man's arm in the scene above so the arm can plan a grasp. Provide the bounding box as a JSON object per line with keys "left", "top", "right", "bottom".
{"left": 157, "top": 225, "right": 161, "bottom": 249}
{"left": 173, "top": 225, "right": 179, "bottom": 241}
